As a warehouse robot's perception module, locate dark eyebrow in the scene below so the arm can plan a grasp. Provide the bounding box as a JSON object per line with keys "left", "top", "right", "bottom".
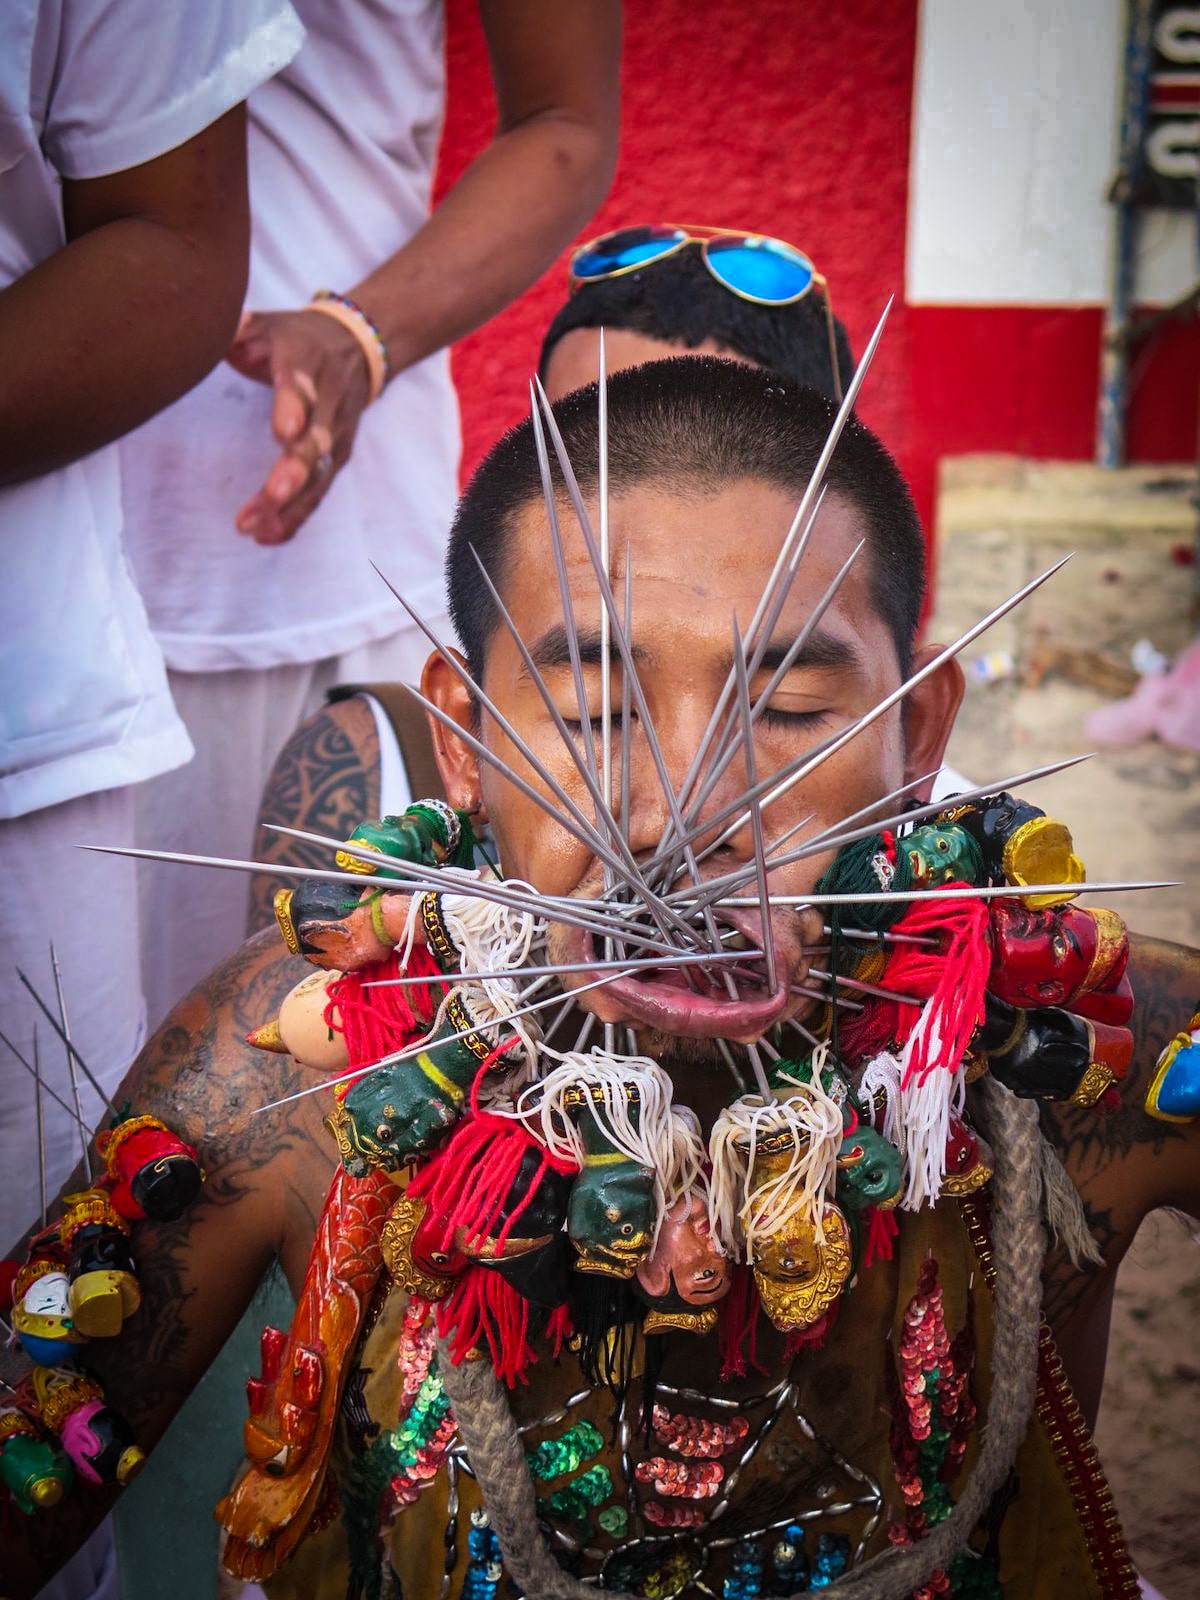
{"left": 528, "top": 624, "right": 652, "bottom": 672}
{"left": 753, "top": 630, "right": 862, "bottom": 676}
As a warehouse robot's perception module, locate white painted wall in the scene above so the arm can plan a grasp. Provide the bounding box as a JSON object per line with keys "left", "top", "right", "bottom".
{"left": 907, "top": 0, "right": 1194, "bottom": 306}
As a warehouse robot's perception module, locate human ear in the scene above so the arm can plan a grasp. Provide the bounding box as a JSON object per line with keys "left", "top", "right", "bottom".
{"left": 421, "top": 648, "right": 487, "bottom": 820}
{"left": 900, "top": 648, "right": 964, "bottom": 800}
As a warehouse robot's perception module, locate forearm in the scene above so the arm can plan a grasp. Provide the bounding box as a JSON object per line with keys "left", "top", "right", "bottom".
{"left": 0, "top": 931, "right": 325, "bottom": 1595}
{"left": 0, "top": 213, "right": 246, "bottom": 487}
{"left": 353, "top": 109, "right": 617, "bottom": 376}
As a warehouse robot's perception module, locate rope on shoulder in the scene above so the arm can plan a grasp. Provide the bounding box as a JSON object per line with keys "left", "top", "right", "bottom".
{"left": 437, "top": 1077, "right": 1047, "bottom": 1600}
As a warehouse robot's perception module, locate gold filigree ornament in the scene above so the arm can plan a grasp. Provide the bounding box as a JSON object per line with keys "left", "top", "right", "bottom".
{"left": 380, "top": 1194, "right": 454, "bottom": 1300}
{"left": 752, "top": 1204, "right": 853, "bottom": 1333}
{"left": 273, "top": 888, "right": 302, "bottom": 956}
{"left": 642, "top": 1305, "right": 719, "bottom": 1336}
{"left": 1069, "top": 1059, "right": 1116, "bottom": 1109}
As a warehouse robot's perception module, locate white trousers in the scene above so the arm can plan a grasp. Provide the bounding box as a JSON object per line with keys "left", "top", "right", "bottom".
{"left": 133, "top": 619, "right": 451, "bottom": 1034}
{"left": 0, "top": 784, "right": 146, "bottom": 1249}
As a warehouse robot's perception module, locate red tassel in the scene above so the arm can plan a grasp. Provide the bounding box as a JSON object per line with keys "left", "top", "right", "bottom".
{"left": 718, "top": 1263, "right": 766, "bottom": 1382}
{"left": 838, "top": 887, "right": 990, "bottom": 1081}
{"left": 408, "top": 1110, "right": 577, "bottom": 1258}
{"left": 324, "top": 947, "right": 446, "bottom": 1074}
{"left": 864, "top": 1204, "right": 900, "bottom": 1267}
{"left": 546, "top": 1301, "right": 573, "bottom": 1359}
{"left": 436, "top": 1267, "right": 535, "bottom": 1387}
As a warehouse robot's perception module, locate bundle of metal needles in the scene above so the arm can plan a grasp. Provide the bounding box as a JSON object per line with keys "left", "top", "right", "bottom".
{"left": 79, "top": 311, "right": 1175, "bottom": 1112}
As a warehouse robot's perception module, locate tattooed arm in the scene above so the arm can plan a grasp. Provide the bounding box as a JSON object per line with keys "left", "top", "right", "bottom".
{"left": 1039, "top": 933, "right": 1200, "bottom": 1421}
{"left": 0, "top": 930, "right": 331, "bottom": 1598}
{"left": 247, "top": 693, "right": 382, "bottom": 935}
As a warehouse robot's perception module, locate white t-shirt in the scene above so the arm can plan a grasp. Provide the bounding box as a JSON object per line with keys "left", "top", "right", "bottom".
{"left": 120, "top": 0, "right": 461, "bottom": 676}
{"left": 0, "top": 0, "right": 304, "bottom": 820}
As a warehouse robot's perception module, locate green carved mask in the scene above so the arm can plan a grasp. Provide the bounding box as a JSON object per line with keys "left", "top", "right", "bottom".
{"left": 835, "top": 1126, "right": 902, "bottom": 1213}
{"left": 567, "top": 1160, "right": 655, "bottom": 1278}
{"left": 905, "top": 823, "right": 984, "bottom": 889}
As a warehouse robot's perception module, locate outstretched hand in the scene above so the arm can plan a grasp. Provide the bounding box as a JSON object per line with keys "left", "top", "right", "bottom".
{"left": 227, "top": 308, "right": 373, "bottom": 545}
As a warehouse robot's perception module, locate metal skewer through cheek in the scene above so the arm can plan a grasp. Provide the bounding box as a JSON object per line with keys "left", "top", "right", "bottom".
{"left": 532, "top": 377, "right": 743, "bottom": 1005}
{"left": 250, "top": 957, "right": 691, "bottom": 1117}
{"left": 51, "top": 942, "right": 93, "bottom": 1183}
{"left": 667, "top": 752, "right": 1092, "bottom": 919}
{"left": 663, "top": 298, "right": 894, "bottom": 847}
{"left": 641, "top": 554, "right": 1076, "bottom": 880}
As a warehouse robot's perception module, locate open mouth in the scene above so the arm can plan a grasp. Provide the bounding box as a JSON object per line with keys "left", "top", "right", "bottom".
{"left": 557, "top": 909, "right": 803, "bottom": 1044}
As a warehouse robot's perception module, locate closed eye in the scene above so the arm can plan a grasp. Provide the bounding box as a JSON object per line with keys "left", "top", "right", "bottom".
{"left": 758, "top": 707, "right": 830, "bottom": 731}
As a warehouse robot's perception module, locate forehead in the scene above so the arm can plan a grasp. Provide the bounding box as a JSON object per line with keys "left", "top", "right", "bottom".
{"left": 495, "top": 477, "right": 896, "bottom": 673}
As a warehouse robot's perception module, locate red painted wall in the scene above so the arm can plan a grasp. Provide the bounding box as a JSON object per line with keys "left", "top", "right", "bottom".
{"left": 437, "top": 0, "right": 1197, "bottom": 587}
{"left": 437, "top": 0, "right": 920, "bottom": 484}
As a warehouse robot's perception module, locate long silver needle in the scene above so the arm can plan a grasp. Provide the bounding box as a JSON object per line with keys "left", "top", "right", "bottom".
{"left": 668, "top": 753, "right": 1093, "bottom": 916}
{"left": 808, "top": 969, "right": 922, "bottom": 1007}
{"left": 0, "top": 1030, "right": 89, "bottom": 1126}
{"left": 368, "top": 565, "right": 645, "bottom": 900}
{"left": 620, "top": 562, "right": 633, "bottom": 853}
{"left": 16, "top": 970, "right": 120, "bottom": 1118}
{"left": 457, "top": 550, "right": 695, "bottom": 947}
{"left": 745, "top": 1041, "right": 771, "bottom": 1097}
{"left": 251, "top": 959, "right": 669, "bottom": 1116}
{"left": 732, "top": 617, "right": 777, "bottom": 995}
{"left": 690, "top": 878, "right": 1175, "bottom": 910}
{"left": 649, "top": 555, "right": 1076, "bottom": 865}
{"left": 791, "top": 983, "right": 864, "bottom": 1012}
{"left": 533, "top": 378, "right": 740, "bottom": 997}
{"left": 794, "top": 754, "right": 1095, "bottom": 864}
{"left": 717, "top": 1039, "right": 748, "bottom": 1092}
{"left": 50, "top": 945, "right": 92, "bottom": 1183}
{"left": 83, "top": 841, "right": 681, "bottom": 956}
{"left": 598, "top": 329, "right": 613, "bottom": 842}
{"left": 257, "top": 823, "right": 688, "bottom": 956}
{"left": 667, "top": 491, "right": 817, "bottom": 846}
{"left": 598, "top": 331, "right": 616, "bottom": 1054}
{"left": 33, "top": 1030, "right": 47, "bottom": 1230}
{"left": 672, "top": 535, "right": 864, "bottom": 870}
{"left": 827, "top": 925, "right": 935, "bottom": 948}
{"left": 530, "top": 384, "right": 602, "bottom": 799}
{"left": 363, "top": 948, "right": 750, "bottom": 988}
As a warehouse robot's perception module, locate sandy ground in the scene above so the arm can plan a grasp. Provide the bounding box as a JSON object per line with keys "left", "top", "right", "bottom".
{"left": 929, "top": 457, "right": 1200, "bottom": 1596}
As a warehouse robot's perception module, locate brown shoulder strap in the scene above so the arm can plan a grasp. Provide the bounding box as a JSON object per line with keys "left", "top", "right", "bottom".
{"left": 327, "top": 682, "right": 445, "bottom": 805}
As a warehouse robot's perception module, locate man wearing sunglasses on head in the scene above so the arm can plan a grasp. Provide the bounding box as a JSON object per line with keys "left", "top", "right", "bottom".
{"left": 542, "top": 224, "right": 852, "bottom": 406}
{"left": 246, "top": 223, "right": 858, "bottom": 927}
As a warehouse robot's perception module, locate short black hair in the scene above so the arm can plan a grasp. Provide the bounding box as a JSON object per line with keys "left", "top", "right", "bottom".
{"left": 446, "top": 357, "right": 925, "bottom": 686}
{"left": 539, "top": 244, "right": 853, "bottom": 402}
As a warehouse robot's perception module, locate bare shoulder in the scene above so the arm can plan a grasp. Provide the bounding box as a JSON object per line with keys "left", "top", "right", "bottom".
{"left": 1032, "top": 934, "right": 1200, "bottom": 1416}
{"left": 247, "top": 694, "right": 382, "bottom": 935}
{"left": 1043, "top": 934, "right": 1200, "bottom": 1233}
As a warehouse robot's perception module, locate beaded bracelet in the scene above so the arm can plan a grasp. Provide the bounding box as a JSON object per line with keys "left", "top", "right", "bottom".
{"left": 305, "top": 289, "right": 390, "bottom": 402}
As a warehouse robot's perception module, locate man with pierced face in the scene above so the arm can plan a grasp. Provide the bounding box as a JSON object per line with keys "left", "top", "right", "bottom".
{"left": 2, "top": 359, "right": 1198, "bottom": 1600}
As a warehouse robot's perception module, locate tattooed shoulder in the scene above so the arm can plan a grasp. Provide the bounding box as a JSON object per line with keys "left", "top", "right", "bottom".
{"left": 247, "top": 695, "right": 381, "bottom": 935}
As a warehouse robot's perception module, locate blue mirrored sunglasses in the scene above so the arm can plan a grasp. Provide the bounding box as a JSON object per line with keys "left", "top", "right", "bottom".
{"left": 570, "top": 225, "right": 822, "bottom": 307}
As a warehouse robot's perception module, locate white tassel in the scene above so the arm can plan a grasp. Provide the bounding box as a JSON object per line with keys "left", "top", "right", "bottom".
{"left": 858, "top": 1051, "right": 902, "bottom": 1146}
{"left": 709, "top": 1083, "right": 844, "bottom": 1260}
{"left": 399, "top": 874, "right": 547, "bottom": 1085}
{"left": 893, "top": 1032, "right": 967, "bottom": 1211}
{"left": 514, "top": 1050, "right": 679, "bottom": 1243}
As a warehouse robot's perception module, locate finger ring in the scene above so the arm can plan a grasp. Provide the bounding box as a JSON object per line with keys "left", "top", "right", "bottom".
{"left": 314, "top": 451, "right": 334, "bottom": 480}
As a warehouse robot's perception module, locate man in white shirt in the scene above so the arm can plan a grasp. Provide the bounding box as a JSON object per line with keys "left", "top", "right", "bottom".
{"left": 0, "top": 1, "right": 305, "bottom": 1249}
{"left": 120, "top": 0, "right": 622, "bottom": 1032}
{"left": 0, "top": 5, "right": 305, "bottom": 1594}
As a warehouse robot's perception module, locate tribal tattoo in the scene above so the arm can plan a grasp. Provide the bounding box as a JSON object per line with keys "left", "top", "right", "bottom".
{"left": 247, "top": 696, "right": 381, "bottom": 935}
{"left": 0, "top": 930, "right": 324, "bottom": 1596}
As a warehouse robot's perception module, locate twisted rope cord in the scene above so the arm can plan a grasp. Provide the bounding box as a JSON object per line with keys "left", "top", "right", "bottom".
{"left": 437, "top": 1078, "right": 1046, "bottom": 1600}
